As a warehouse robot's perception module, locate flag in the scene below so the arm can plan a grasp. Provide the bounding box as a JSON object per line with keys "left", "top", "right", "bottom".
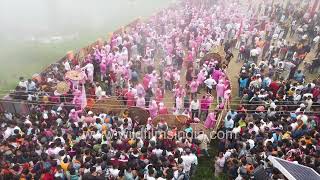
{"left": 81, "top": 84, "right": 87, "bottom": 110}
{"left": 237, "top": 19, "right": 243, "bottom": 39}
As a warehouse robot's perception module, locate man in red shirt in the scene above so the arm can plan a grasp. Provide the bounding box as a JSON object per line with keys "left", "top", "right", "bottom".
{"left": 269, "top": 80, "right": 281, "bottom": 98}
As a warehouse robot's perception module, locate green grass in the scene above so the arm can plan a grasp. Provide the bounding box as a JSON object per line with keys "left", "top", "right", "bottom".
{"left": 0, "top": 0, "right": 173, "bottom": 92}
{"left": 193, "top": 141, "right": 227, "bottom": 180}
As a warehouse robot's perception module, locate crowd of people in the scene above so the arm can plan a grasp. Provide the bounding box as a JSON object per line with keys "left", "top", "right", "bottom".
{"left": 214, "top": 0, "right": 320, "bottom": 179}
{"left": 0, "top": 0, "right": 235, "bottom": 179}
{"left": 1, "top": 0, "right": 320, "bottom": 179}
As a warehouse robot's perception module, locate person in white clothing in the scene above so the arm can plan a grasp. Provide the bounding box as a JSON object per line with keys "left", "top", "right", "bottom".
{"left": 63, "top": 60, "right": 71, "bottom": 71}
{"left": 181, "top": 148, "right": 197, "bottom": 178}
{"left": 82, "top": 62, "right": 94, "bottom": 82}
{"left": 196, "top": 132, "right": 210, "bottom": 157}
{"left": 204, "top": 76, "right": 217, "bottom": 94}
{"left": 190, "top": 97, "right": 200, "bottom": 119}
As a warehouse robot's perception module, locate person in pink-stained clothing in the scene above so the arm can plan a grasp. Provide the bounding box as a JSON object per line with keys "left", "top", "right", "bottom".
{"left": 212, "top": 66, "right": 223, "bottom": 83}
{"left": 106, "top": 53, "right": 114, "bottom": 66}
{"left": 224, "top": 89, "right": 232, "bottom": 109}
{"left": 136, "top": 94, "right": 146, "bottom": 108}
{"left": 148, "top": 100, "right": 158, "bottom": 118}
{"left": 190, "top": 78, "right": 199, "bottom": 99}
{"left": 174, "top": 85, "right": 186, "bottom": 100}
{"left": 72, "top": 89, "right": 83, "bottom": 110}
{"left": 155, "top": 87, "right": 164, "bottom": 104}
{"left": 158, "top": 102, "right": 168, "bottom": 115}
{"left": 216, "top": 79, "right": 227, "bottom": 104}
{"left": 142, "top": 75, "right": 151, "bottom": 90}
{"left": 200, "top": 94, "right": 213, "bottom": 120}
{"left": 100, "top": 60, "right": 107, "bottom": 81}
{"left": 196, "top": 34, "right": 203, "bottom": 49}
{"left": 175, "top": 95, "right": 184, "bottom": 114}
{"left": 68, "top": 108, "right": 82, "bottom": 122}
{"left": 204, "top": 111, "right": 217, "bottom": 129}
{"left": 197, "top": 69, "right": 207, "bottom": 86}
{"left": 164, "top": 69, "right": 172, "bottom": 91}
{"left": 166, "top": 41, "right": 174, "bottom": 55}
{"left": 124, "top": 89, "right": 135, "bottom": 107}
{"left": 136, "top": 83, "right": 146, "bottom": 97}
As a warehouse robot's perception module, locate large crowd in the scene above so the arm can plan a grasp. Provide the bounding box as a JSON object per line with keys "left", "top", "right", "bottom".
{"left": 1, "top": 0, "right": 320, "bottom": 179}
{"left": 214, "top": 0, "right": 320, "bottom": 179}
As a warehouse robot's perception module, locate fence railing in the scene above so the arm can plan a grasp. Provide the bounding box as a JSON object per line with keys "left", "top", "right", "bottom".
{"left": 0, "top": 18, "right": 142, "bottom": 115}
{"left": 0, "top": 98, "right": 31, "bottom": 116}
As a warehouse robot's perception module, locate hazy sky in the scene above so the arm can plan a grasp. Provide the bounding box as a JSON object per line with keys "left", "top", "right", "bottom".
{"left": 0, "top": 0, "right": 170, "bottom": 40}
{"left": 0, "top": 0, "right": 173, "bottom": 89}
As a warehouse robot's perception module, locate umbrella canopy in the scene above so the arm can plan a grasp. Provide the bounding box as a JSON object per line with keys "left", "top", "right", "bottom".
{"left": 200, "top": 52, "right": 222, "bottom": 66}
{"left": 92, "top": 97, "right": 123, "bottom": 115}
{"left": 65, "top": 70, "right": 85, "bottom": 81}
{"left": 128, "top": 106, "right": 150, "bottom": 125}
{"left": 153, "top": 114, "right": 189, "bottom": 130}
{"left": 56, "top": 81, "right": 70, "bottom": 94}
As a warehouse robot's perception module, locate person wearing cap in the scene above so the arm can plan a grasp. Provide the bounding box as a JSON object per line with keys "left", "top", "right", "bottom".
{"left": 84, "top": 111, "right": 95, "bottom": 124}
{"left": 295, "top": 103, "right": 306, "bottom": 113}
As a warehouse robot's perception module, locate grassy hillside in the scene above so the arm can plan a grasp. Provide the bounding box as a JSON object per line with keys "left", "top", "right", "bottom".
{"left": 0, "top": 0, "right": 173, "bottom": 92}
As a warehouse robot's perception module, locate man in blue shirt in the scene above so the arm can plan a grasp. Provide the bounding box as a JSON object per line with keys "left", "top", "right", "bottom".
{"left": 294, "top": 70, "right": 304, "bottom": 83}
{"left": 238, "top": 73, "right": 249, "bottom": 97}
